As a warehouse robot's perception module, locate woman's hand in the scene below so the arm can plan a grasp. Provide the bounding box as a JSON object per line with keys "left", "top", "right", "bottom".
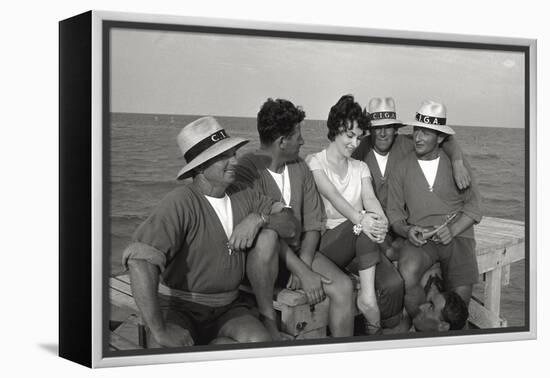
{"left": 361, "top": 213, "right": 387, "bottom": 243}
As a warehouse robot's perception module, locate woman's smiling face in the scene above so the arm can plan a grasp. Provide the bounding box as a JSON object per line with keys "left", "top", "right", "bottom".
{"left": 332, "top": 121, "right": 365, "bottom": 158}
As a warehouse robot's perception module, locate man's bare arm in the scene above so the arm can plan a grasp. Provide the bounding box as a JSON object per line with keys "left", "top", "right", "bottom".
{"left": 441, "top": 136, "right": 471, "bottom": 190}
{"left": 229, "top": 206, "right": 299, "bottom": 251}
{"left": 127, "top": 258, "right": 193, "bottom": 347}
{"left": 279, "top": 232, "right": 331, "bottom": 305}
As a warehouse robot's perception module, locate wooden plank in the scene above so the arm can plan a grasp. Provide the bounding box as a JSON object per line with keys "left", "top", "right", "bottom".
{"left": 110, "top": 275, "right": 133, "bottom": 295}
{"left": 276, "top": 288, "right": 309, "bottom": 306}
{"left": 474, "top": 217, "right": 525, "bottom": 255}
{"left": 502, "top": 265, "right": 511, "bottom": 286}
{"left": 468, "top": 299, "right": 507, "bottom": 328}
{"left": 476, "top": 243, "right": 525, "bottom": 274}
{"left": 110, "top": 276, "right": 139, "bottom": 311}
{"left": 111, "top": 289, "right": 138, "bottom": 311}
{"left": 485, "top": 267, "right": 502, "bottom": 316}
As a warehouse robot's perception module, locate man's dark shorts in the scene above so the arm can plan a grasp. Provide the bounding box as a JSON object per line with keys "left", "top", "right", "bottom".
{"left": 401, "top": 236, "right": 479, "bottom": 289}
{"left": 156, "top": 293, "right": 257, "bottom": 345}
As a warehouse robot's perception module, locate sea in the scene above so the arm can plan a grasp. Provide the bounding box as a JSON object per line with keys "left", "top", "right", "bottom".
{"left": 109, "top": 112, "right": 527, "bottom": 327}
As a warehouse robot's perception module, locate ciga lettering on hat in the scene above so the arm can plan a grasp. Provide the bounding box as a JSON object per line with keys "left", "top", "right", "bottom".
{"left": 371, "top": 111, "right": 396, "bottom": 120}
{"left": 367, "top": 97, "right": 404, "bottom": 128}
{"left": 415, "top": 113, "right": 446, "bottom": 125}
{"left": 176, "top": 116, "right": 248, "bottom": 180}
{"left": 409, "top": 100, "right": 455, "bottom": 135}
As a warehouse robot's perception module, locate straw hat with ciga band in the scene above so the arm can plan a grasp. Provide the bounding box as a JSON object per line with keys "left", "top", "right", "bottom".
{"left": 176, "top": 116, "right": 249, "bottom": 180}
{"left": 408, "top": 100, "right": 455, "bottom": 135}
{"left": 367, "top": 97, "right": 405, "bottom": 128}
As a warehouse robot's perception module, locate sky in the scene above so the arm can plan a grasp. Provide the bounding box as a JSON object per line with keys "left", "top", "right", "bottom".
{"left": 111, "top": 28, "right": 525, "bottom": 128}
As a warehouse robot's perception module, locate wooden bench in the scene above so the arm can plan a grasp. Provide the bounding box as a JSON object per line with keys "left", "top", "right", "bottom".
{"left": 109, "top": 274, "right": 332, "bottom": 348}
{"left": 109, "top": 216, "right": 525, "bottom": 349}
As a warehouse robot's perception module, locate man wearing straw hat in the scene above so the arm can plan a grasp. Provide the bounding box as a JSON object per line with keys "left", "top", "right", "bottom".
{"left": 234, "top": 98, "right": 355, "bottom": 340}
{"left": 352, "top": 97, "right": 471, "bottom": 261}
{"left": 386, "top": 101, "right": 482, "bottom": 329}
{"left": 123, "top": 116, "right": 298, "bottom": 347}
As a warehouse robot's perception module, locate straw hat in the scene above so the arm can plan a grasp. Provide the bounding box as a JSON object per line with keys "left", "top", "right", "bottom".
{"left": 408, "top": 100, "right": 455, "bottom": 135}
{"left": 176, "top": 116, "right": 248, "bottom": 180}
{"left": 367, "top": 97, "right": 404, "bottom": 127}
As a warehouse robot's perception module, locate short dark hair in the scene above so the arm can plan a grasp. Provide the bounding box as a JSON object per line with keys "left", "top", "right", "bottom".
{"left": 257, "top": 98, "right": 306, "bottom": 145}
{"left": 441, "top": 291, "right": 469, "bottom": 330}
{"left": 326, "top": 95, "right": 369, "bottom": 141}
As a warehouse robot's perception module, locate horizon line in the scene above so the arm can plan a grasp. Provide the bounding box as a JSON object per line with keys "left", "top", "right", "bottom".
{"left": 110, "top": 111, "right": 525, "bottom": 129}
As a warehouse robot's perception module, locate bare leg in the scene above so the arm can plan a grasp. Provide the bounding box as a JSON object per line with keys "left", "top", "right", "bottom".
{"left": 311, "top": 253, "right": 354, "bottom": 337}
{"left": 398, "top": 244, "right": 433, "bottom": 318}
{"left": 356, "top": 266, "right": 381, "bottom": 334}
{"left": 246, "top": 229, "right": 281, "bottom": 340}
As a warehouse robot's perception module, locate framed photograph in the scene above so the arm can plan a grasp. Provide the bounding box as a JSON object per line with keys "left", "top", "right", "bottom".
{"left": 59, "top": 10, "right": 537, "bottom": 368}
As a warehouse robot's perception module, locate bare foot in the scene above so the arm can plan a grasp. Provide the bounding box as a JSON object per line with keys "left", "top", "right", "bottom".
{"left": 260, "top": 314, "right": 284, "bottom": 341}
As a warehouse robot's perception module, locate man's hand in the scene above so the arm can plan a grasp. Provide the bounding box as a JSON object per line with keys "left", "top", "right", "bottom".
{"left": 286, "top": 273, "right": 302, "bottom": 291}
{"left": 152, "top": 323, "right": 194, "bottom": 347}
{"left": 407, "top": 225, "right": 429, "bottom": 247}
{"left": 297, "top": 269, "right": 332, "bottom": 305}
{"left": 432, "top": 224, "right": 453, "bottom": 245}
{"left": 452, "top": 160, "right": 471, "bottom": 190}
{"left": 267, "top": 208, "right": 301, "bottom": 240}
{"left": 228, "top": 213, "right": 263, "bottom": 252}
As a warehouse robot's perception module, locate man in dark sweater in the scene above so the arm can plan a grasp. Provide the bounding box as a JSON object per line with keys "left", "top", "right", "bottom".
{"left": 386, "top": 101, "right": 482, "bottom": 323}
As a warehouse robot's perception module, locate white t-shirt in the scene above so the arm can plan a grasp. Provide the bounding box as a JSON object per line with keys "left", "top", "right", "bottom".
{"left": 306, "top": 149, "right": 371, "bottom": 229}
{"left": 417, "top": 157, "right": 440, "bottom": 192}
{"left": 373, "top": 149, "right": 390, "bottom": 176}
{"left": 204, "top": 194, "right": 233, "bottom": 239}
{"left": 267, "top": 165, "right": 291, "bottom": 206}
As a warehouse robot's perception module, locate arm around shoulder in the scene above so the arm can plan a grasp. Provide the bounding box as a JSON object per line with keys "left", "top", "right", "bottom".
{"left": 441, "top": 135, "right": 471, "bottom": 190}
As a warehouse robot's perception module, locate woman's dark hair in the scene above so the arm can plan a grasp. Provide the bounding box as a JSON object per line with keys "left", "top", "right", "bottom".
{"left": 441, "top": 291, "right": 469, "bottom": 330}
{"left": 326, "top": 95, "right": 369, "bottom": 141}
{"left": 257, "top": 98, "right": 306, "bottom": 145}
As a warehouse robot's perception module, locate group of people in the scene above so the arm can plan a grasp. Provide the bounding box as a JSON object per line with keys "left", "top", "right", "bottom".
{"left": 121, "top": 94, "right": 482, "bottom": 347}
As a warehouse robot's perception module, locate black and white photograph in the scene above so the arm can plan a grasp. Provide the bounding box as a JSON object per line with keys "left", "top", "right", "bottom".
{"left": 6, "top": 0, "right": 550, "bottom": 375}
{"left": 99, "top": 12, "right": 534, "bottom": 364}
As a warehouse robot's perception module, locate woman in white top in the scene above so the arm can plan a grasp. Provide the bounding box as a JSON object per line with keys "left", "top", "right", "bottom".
{"left": 306, "top": 95, "right": 405, "bottom": 334}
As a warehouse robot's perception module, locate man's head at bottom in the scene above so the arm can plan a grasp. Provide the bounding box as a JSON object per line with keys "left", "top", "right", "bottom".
{"left": 413, "top": 276, "right": 469, "bottom": 332}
